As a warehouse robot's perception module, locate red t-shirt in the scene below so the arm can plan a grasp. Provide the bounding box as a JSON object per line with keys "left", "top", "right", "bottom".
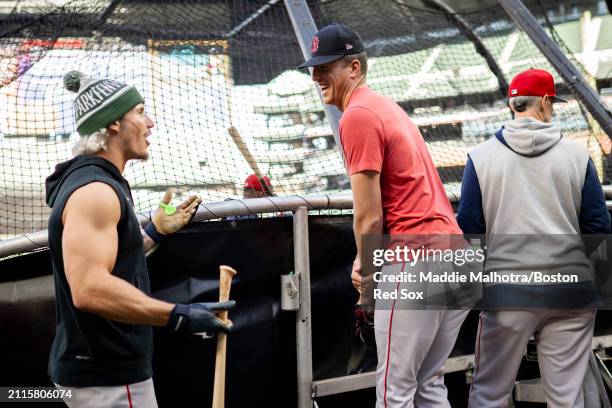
{"left": 340, "top": 86, "right": 461, "bottom": 235}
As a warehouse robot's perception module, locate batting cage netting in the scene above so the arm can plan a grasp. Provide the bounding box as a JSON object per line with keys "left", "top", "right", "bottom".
{"left": 1, "top": 0, "right": 611, "bottom": 238}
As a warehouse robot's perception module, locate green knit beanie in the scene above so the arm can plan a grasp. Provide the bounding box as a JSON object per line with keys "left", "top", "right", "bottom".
{"left": 63, "top": 71, "right": 145, "bottom": 137}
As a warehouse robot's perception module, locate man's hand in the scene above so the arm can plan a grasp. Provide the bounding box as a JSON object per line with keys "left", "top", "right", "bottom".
{"left": 352, "top": 255, "right": 375, "bottom": 305}
{"left": 152, "top": 190, "right": 202, "bottom": 235}
{"left": 352, "top": 256, "right": 376, "bottom": 348}
{"left": 168, "top": 301, "right": 236, "bottom": 336}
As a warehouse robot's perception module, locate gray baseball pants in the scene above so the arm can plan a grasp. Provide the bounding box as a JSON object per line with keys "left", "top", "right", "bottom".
{"left": 54, "top": 377, "right": 158, "bottom": 408}
{"left": 374, "top": 306, "right": 468, "bottom": 408}
{"left": 468, "top": 308, "right": 596, "bottom": 408}
{"left": 372, "top": 259, "right": 472, "bottom": 408}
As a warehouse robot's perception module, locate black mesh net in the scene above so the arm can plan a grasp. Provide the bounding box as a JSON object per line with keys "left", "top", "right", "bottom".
{"left": 1, "top": 0, "right": 610, "bottom": 238}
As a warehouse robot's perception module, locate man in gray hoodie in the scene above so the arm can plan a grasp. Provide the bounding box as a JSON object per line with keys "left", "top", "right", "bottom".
{"left": 458, "top": 68, "right": 610, "bottom": 407}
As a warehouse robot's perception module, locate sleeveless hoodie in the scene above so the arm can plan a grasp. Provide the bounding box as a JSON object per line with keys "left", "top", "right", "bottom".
{"left": 45, "top": 154, "right": 153, "bottom": 386}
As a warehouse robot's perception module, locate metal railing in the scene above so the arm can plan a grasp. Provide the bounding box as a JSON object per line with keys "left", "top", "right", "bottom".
{"left": 5, "top": 184, "right": 612, "bottom": 259}
{"left": 0, "top": 192, "right": 355, "bottom": 259}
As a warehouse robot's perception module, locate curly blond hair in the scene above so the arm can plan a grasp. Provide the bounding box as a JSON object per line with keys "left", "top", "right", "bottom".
{"left": 72, "top": 128, "right": 109, "bottom": 155}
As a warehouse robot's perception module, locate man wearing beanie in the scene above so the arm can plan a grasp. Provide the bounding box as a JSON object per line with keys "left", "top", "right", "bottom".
{"left": 46, "top": 71, "right": 235, "bottom": 407}
{"left": 299, "top": 24, "right": 467, "bottom": 407}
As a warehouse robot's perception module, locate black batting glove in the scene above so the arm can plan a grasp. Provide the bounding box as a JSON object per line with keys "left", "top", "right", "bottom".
{"left": 168, "top": 301, "right": 235, "bottom": 336}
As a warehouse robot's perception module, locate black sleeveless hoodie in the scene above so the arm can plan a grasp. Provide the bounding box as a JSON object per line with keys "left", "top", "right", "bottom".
{"left": 45, "top": 155, "right": 152, "bottom": 386}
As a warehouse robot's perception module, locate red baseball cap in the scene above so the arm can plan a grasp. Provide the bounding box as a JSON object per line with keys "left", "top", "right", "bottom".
{"left": 244, "top": 174, "right": 271, "bottom": 191}
{"left": 508, "top": 68, "right": 566, "bottom": 103}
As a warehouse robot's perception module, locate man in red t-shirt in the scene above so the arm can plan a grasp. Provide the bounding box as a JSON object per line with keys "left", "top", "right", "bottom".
{"left": 299, "top": 24, "right": 468, "bottom": 407}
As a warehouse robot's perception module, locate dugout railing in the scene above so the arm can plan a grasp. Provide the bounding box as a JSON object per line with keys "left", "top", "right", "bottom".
{"left": 2, "top": 190, "right": 612, "bottom": 407}
{"left": 6, "top": 184, "right": 612, "bottom": 258}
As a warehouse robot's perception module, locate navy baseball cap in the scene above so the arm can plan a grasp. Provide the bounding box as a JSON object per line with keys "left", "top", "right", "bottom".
{"left": 297, "top": 23, "right": 365, "bottom": 69}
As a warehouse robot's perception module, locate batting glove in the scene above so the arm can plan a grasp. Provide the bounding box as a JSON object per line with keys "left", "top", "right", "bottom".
{"left": 168, "top": 301, "right": 235, "bottom": 336}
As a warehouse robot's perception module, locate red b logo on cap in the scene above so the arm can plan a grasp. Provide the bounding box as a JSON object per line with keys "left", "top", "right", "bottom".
{"left": 311, "top": 36, "right": 319, "bottom": 54}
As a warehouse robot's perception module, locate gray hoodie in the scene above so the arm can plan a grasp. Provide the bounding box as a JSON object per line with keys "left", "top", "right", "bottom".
{"left": 458, "top": 117, "right": 609, "bottom": 307}
{"left": 471, "top": 117, "right": 587, "bottom": 236}
{"left": 501, "top": 116, "right": 562, "bottom": 155}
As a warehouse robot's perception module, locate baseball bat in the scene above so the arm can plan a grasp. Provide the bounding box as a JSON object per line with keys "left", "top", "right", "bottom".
{"left": 212, "top": 265, "right": 237, "bottom": 408}
{"left": 228, "top": 126, "right": 275, "bottom": 197}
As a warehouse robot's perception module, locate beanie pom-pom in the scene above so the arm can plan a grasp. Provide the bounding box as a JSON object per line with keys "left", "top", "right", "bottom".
{"left": 63, "top": 71, "right": 83, "bottom": 93}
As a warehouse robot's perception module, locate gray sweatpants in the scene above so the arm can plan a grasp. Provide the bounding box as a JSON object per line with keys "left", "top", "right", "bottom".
{"left": 468, "top": 309, "right": 596, "bottom": 408}
{"left": 375, "top": 308, "right": 469, "bottom": 408}
{"left": 55, "top": 378, "right": 158, "bottom": 408}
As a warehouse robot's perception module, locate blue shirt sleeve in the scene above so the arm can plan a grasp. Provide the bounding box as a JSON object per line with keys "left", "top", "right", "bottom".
{"left": 457, "top": 156, "right": 486, "bottom": 234}
{"left": 580, "top": 159, "right": 611, "bottom": 234}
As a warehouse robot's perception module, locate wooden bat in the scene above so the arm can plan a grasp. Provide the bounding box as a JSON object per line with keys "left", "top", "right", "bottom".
{"left": 228, "top": 126, "right": 275, "bottom": 197}
{"left": 212, "top": 265, "right": 237, "bottom": 408}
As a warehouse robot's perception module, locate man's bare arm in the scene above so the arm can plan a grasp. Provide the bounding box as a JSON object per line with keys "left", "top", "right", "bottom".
{"left": 62, "top": 182, "right": 173, "bottom": 326}
{"left": 351, "top": 171, "right": 383, "bottom": 299}
{"left": 352, "top": 170, "right": 384, "bottom": 256}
